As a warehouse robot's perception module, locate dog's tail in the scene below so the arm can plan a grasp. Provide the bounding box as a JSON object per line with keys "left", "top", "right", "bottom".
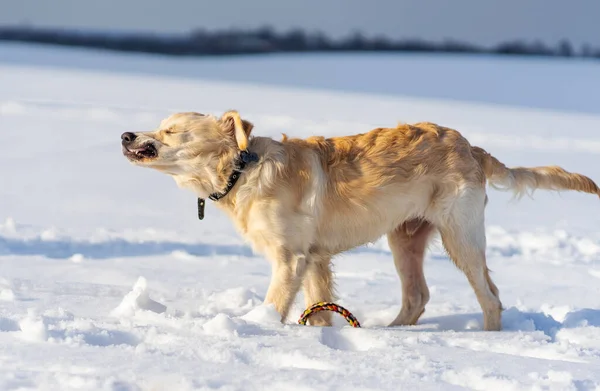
{"left": 471, "top": 146, "right": 600, "bottom": 198}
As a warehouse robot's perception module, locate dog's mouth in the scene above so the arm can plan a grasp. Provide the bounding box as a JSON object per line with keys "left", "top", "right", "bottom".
{"left": 122, "top": 143, "right": 158, "bottom": 161}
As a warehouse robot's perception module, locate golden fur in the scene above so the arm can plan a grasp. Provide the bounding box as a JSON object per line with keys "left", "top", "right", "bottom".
{"left": 121, "top": 110, "right": 600, "bottom": 331}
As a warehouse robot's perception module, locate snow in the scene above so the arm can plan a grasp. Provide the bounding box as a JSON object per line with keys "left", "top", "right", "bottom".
{"left": 1, "top": 43, "right": 600, "bottom": 390}
{"left": 110, "top": 277, "right": 167, "bottom": 318}
{"left": 4, "top": 42, "right": 600, "bottom": 115}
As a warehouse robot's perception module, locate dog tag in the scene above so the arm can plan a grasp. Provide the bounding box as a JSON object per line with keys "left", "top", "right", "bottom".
{"left": 197, "top": 198, "right": 206, "bottom": 220}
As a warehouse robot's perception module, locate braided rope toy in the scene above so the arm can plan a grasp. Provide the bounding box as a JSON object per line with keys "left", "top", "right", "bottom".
{"left": 298, "top": 301, "right": 361, "bottom": 328}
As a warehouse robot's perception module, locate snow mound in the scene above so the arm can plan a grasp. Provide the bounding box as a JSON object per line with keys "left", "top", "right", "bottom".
{"left": 69, "top": 253, "right": 85, "bottom": 263}
{"left": 0, "top": 277, "right": 15, "bottom": 302}
{"left": 170, "top": 250, "right": 197, "bottom": 261}
{"left": 19, "top": 310, "right": 48, "bottom": 342}
{"left": 202, "top": 313, "right": 240, "bottom": 337}
{"left": 200, "top": 303, "right": 284, "bottom": 338}
{"left": 240, "top": 303, "right": 282, "bottom": 325}
{"left": 111, "top": 277, "right": 167, "bottom": 318}
{"left": 1, "top": 217, "right": 16, "bottom": 233}
{"left": 0, "top": 289, "right": 15, "bottom": 301}
{"left": 202, "top": 309, "right": 283, "bottom": 338}
{"left": 198, "top": 287, "right": 263, "bottom": 316}
{"left": 319, "top": 327, "right": 387, "bottom": 352}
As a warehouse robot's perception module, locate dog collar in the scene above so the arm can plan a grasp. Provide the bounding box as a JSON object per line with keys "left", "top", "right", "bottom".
{"left": 197, "top": 150, "right": 259, "bottom": 220}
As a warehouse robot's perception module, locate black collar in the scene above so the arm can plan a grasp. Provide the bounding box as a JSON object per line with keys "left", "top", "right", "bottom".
{"left": 197, "top": 150, "right": 259, "bottom": 220}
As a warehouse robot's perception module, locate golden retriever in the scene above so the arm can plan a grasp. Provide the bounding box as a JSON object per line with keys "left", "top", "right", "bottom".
{"left": 121, "top": 110, "right": 600, "bottom": 331}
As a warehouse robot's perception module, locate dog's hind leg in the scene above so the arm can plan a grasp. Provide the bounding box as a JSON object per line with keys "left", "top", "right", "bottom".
{"left": 301, "top": 254, "right": 335, "bottom": 326}
{"left": 387, "top": 219, "right": 436, "bottom": 327}
{"left": 438, "top": 188, "right": 502, "bottom": 331}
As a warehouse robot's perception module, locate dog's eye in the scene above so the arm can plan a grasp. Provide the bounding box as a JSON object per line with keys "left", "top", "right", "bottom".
{"left": 163, "top": 129, "right": 175, "bottom": 135}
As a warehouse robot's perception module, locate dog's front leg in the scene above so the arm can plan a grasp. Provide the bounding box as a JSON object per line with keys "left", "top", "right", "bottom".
{"left": 301, "top": 254, "right": 335, "bottom": 326}
{"left": 264, "top": 249, "right": 308, "bottom": 323}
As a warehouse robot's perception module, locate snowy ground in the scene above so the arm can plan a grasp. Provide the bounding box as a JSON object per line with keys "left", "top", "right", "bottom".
{"left": 1, "top": 43, "right": 600, "bottom": 390}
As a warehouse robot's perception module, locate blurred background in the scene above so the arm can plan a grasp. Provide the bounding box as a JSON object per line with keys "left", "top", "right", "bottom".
{"left": 3, "top": 0, "right": 600, "bottom": 51}
{"left": 2, "top": 0, "right": 600, "bottom": 114}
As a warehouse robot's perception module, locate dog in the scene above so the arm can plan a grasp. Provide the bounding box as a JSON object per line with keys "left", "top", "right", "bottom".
{"left": 121, "top": 110, "right": 600, "bottom": 330}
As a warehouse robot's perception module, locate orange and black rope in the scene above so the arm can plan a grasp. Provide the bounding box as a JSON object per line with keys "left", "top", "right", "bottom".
{"left": 298, "top": 302, "right": 361, "bottom": 328}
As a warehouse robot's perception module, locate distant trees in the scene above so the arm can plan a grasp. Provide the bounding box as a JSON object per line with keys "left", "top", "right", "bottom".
{"left": 0, "top": 25, "right": 598, "bottom": 60}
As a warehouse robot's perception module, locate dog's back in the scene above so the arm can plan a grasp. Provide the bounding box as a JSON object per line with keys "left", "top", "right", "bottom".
{"left": 276, "top": 123, "right": 484, "bottom": 254}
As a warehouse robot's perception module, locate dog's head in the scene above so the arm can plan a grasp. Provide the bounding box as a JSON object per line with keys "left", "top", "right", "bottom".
{"left": 121, "top": 110, "right": 254, "bottom": 196}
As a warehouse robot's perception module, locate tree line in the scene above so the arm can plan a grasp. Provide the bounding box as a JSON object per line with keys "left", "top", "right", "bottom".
{"left": 0, "top": 25, "right": 597, "bottom": 59}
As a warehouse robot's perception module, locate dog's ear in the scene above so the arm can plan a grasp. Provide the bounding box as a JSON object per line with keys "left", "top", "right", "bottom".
{"left": 220, "top": 110, "right": 254, "bottom": 151}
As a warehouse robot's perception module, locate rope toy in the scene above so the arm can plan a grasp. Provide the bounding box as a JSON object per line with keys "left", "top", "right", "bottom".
{"left": 298, "top": 302, "right": 361, "bottom": 328}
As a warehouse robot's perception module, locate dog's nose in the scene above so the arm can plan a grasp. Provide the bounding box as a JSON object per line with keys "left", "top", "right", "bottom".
{"left": 121, "top": 132, "right": 137, "bottom": 144}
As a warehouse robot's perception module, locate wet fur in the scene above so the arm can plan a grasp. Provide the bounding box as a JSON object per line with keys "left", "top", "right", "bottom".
{"left": 122, "top": 111, "right": 600, "bottom": 330}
